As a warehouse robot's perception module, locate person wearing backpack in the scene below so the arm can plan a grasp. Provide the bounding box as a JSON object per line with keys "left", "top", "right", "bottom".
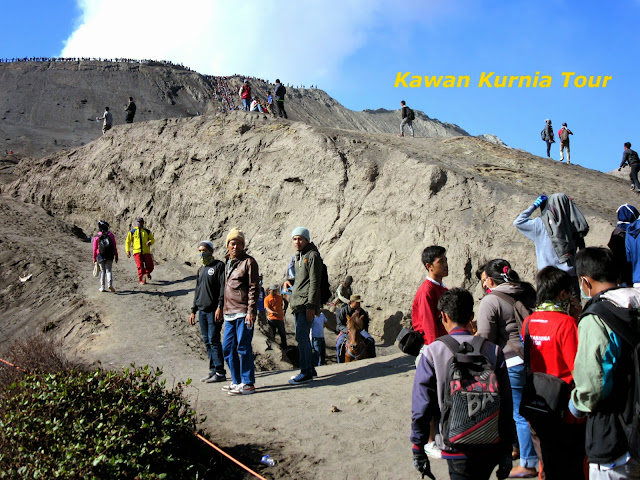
{"left": 125, "top": 217, "right": 155, "bottom": 285}
{"left": 411, "top": 288, "right": 513, "bottom": 480}
{"left": 521, "top": 266, "right": 586, "bottom": 479}
{"left": 399, "top": 100, "right": 415, "bottom": 138}
{"left": 541, "top": 119, "right": 555, "bottom": 158}
{"left": 274, "top": 79, "right": 287, "bottom": 119}
{"left": 92, "top": 220, "right": 118, "bottom": 292}
{"left": 570, "top": 247, "right": 640, "bottom": 479}
{"left": 618, "top": 142, "right": 640, "bottom": 193}
{"left": 283, "top": 227, "right": 323, "bottom": 385}
{"left": 557, "top": 122, "right": 573, "bottom": 164}
{"left": 476, "top": 259, "right": 539, "bottom": 478}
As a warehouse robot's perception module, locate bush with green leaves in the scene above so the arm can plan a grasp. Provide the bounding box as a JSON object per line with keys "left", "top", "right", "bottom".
{"left": 0, "top": 364, "right": 219, "bottom": 479}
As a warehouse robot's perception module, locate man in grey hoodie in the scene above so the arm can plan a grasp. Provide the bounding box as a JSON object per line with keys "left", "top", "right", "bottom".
{"left": 284, "top": 227, "right": 323, "bottom": 384}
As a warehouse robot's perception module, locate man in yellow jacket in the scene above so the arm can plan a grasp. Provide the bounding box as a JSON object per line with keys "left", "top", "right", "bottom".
{"left": 125, "top": 217, "right": 155, "bottom": 284}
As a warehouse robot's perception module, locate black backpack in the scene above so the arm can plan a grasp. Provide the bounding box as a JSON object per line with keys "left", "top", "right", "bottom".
{"left": 438, "top": 336, "right": 502, "bottom": 449}
{"left": 407, "top": 108, "right": 415, "bottom": 121}
{"left": 397, "top": 327, "right": 424, "bottom": 356}
{"left": 540, "top": 128, "right": 546, "bottom": 141}
{"left": 582, "top": 293, "right": 640, "bottom": 461}
{"left": 98, "top": 232, "right": 115, "bottom": 260}
{"left": 320, "top": 263, "right": 331, "bottom": 305}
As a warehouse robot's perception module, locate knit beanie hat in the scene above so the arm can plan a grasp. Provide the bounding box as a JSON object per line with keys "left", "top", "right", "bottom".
{"left": 226, "top": 228, "right": 245, "bottom": 246}
{"left": 136, "top": 217, "right": 144, "bottom": 226}
{"left": 198, "top": 241, "right": 214, "bottom": 252}
{"left": 291, "top": 227, "right": 310, "bottom": 241}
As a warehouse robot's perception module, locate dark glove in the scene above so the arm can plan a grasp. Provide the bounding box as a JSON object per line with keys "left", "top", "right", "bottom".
{"left": 412, "top": 449, "right": 435, "bottom": 479}
{"left": 532, "top": 194, "right": 547, "bottom": 209}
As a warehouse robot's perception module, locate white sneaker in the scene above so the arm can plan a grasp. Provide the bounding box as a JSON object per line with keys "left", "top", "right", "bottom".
{"left": 99, "top": 287, "right": 105, "bottom": 292}
{"left": 228, "top": 383, "right": 256, "bottom": 395}
{"left": 424, "top": 441, "right": 442, "bottom": 459}
{"left": 221, "top": 383, "right": 238, "bottom": 392}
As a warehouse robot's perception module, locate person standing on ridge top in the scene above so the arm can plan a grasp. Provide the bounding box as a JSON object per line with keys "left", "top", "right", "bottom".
{"left": 618, "top": 142, "right": 640, "bottom": 193}
{"left": 189, "top": 241, "right": 226, "bottom": 384}
{"left": 239, "top": 79, "right": 251, "bottom": 111}
{"left": 399, "top": 100, "right": 415, "bottom": 138}
{"left": 541, "top": 119, "right": 555, "bottom": 158}
{"left": 125, "top": 97, "right": 136, "bottom": 123}
{"left": 125, "top": 217, "right": 155, "bottom": 285}
{"left": 558, "top": 122, "right": 573, "bottom": 164}
{"left": 274, "top": 79, "right": 287, "bottom": 119}
{"left": 96, "top": 106, "right": 113, "bottom": 134}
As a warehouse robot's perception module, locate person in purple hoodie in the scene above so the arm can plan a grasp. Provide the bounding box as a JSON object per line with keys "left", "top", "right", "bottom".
{"left": 92, "top": 220, "right": 118, "bottom": 292}
{"left": 411, "top": 288, "right": 513, "bottom": 480}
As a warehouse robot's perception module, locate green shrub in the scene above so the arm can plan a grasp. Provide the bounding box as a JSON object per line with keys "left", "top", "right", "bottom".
{"left": 0, "top": 365, "right": 218, "bottom": 479}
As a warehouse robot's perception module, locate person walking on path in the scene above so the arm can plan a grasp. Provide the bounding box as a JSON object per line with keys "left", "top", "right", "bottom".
{"left": 96, "top": 106, "right": 113, "bottom": 134}
{"left": 399, "top": 100, "right": 414, "bottom": 137}
{"left": 558, "top": 122, "right": 573, "bottom": 164}
{"left": 274, "top": 79, "right": 288, "bottom": 119}
{"left": 125, "top": 97, "right": 136, "bottom": 123}
{"left": 541, "top": 119, "right": 555, "bottom": 158}
{"left": 92, "top": 220, "right": 118, "bottom": 292}
{"left": 221, "top": 228, "right": 259, "bottom": 395}
{"left": 570, "top": 247, "right": 640, "bottom": 479}
{"left": 239, "top": 80, "right": 251, "bottom": 111}
{"left": 189, "top": 241, "right": 226, "bottom": 384}
{"left": 618, "top": 142, "right": 640, "bottom": 192}
{"left": 411, "top": 288, "right": 513, "bottom": 480}
{"left": 284, "top": 227, "right": 323, "bottom": 385}
{"left": 125, "top": 217, "right": 155, "bottom": 285}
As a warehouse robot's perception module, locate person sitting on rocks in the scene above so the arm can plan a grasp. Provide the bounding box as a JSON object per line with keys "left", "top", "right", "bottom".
{"left": 335, "top": 294, "right": 375, "bottom": 361}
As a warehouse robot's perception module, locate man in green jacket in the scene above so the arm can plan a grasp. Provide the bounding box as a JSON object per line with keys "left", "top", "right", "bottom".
{"left": 284, "top": 227, "right": 323, "bottom": 384}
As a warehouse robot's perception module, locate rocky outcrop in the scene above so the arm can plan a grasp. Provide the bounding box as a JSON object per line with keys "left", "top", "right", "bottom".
{"left": 3, "top": 111, "right": 627, "bottom": 341}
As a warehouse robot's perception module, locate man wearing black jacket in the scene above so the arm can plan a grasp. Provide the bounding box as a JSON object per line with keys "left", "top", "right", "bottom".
{"left": 274, "top": 79, "right": 287, "bottom": 119}
{"left": 125, "top": 97, "right": 136, "bottom": 123}
{"left": 189, "top": 241, "right": 226, "bottom": 383}
{"left": 619, "top": 142, "right": 640, "bottom": 193}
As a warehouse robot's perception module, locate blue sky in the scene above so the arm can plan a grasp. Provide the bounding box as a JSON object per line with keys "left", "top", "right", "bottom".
{"left": 1, "top": 1, "right": 637, "bottom": 172}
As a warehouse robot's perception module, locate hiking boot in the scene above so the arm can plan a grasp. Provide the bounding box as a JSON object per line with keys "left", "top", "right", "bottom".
{"left": 108, "top": 286, "right": 116, "bottom": 292}
{"left": 221, "top": 383, "right": 239, "bottom": 392}
{"left": 200, "top": 374, "right": 213, "bottom": 382}
{"left": 147, "top": 274, "right": 152, "bottom": 281}
{"left": 424, "top": 441, "right": 442, "bottom": 459}
{"left": 205, "top": 374, "right": 226, "bottom": 383}
{"left": 228, "top": 383, "right": 255, "bottom": 395}
{"left": 289, "top": 373, "right": 313, "bottom": 385}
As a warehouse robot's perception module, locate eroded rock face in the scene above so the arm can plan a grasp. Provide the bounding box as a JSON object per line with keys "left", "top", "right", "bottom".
{"left": 3, "top": 112, "right": 624, "bottom": 341}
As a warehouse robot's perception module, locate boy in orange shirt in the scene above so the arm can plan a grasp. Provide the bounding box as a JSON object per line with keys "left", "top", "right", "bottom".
{"left": 264, "top": 285, "right": 287, "bottom": 349}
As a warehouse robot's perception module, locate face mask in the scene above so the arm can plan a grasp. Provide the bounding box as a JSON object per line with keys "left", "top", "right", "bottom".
{"left": 200, "top": 251, "right": 212, "bottom": 265}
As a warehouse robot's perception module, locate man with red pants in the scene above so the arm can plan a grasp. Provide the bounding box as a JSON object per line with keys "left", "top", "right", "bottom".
{"left": 125, "top": 217, "right": 155, "bottom": 284}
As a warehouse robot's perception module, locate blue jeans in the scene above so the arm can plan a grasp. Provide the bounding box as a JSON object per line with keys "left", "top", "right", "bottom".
{"left": 198, "top": 311, "right": 225, "bottom": 376}
{"left": 294, "top": 310, "right": 313, "bottom": 377}
{"left": 222, "top": 317, "right": 255, "bottom": 385}
{"left": 508, "top": 363, "right": 538, "bottom": 468}
{"left": 242, "top": 98, "right": 249, "bottom": 111}
{"left": 312, "top": 337, "right": 326, "bottom": 366}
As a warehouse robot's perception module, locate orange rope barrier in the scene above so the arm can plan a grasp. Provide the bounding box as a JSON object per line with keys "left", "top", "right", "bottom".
{"left": 0, "top": 357, "right": 26, "bottom": 371}
{"left": 196, "top": 433, "right": 269, "bottom": 480}
{"left": 0, "top": 357, "right": 268, "bottom": 479}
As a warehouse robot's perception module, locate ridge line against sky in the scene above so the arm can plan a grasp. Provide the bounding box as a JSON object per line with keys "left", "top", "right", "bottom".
{"left": 2, "top": 0, "right": 639, "bottom": 173}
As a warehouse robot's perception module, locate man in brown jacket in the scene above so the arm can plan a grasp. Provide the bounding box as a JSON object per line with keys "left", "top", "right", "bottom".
{"left": 221, "top": 228, "right": 260, "bottom": 395}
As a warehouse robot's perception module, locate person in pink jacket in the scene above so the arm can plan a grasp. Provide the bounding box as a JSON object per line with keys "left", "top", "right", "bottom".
{"left": 92, "top": 220, "right": 118, "bottom": 292}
